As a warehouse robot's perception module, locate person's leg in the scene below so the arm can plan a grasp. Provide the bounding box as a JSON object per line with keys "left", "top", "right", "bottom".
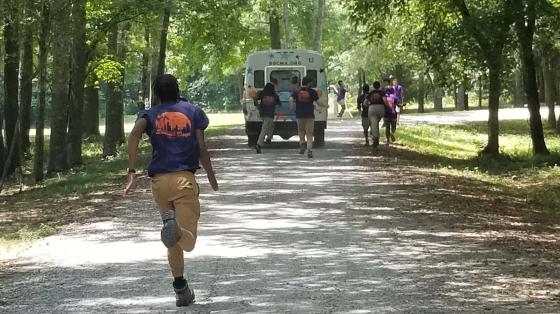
{"left": 305, "top": 118, "right": 314, "bottom": 157}
{"left": 361, "top": 117, "right": 369, "bottom": 145}
{"left": 338, "top": 100, "right": 346, "bottom": 118}
{"left": 265, "top": 118, "right": 275, "bottom": 143}
{"left": 297, "top": 119, "right": 306, "bottom": 154}
{"left": 390, "top": 120, "right": 397, "bottom": 142}
{"left": 385, "top": 119, "right": 391, "bottom": 144}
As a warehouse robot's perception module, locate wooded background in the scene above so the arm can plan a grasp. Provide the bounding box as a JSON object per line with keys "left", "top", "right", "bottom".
{"left": 0, "top": 0, "right": 559, "bottom": 184}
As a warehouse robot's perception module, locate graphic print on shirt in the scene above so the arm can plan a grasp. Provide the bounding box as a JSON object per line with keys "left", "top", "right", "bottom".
{"left": 155, "top": 112, "right": 192, "bottom": 138}
{"left": 261, "top": 95, "right": 276, "bottom": 106}
{"left": 369, "top": 91, "right": 383, "bottom": 104}
{"left": 297, "top": 90, "right": 311, "bottom": 103}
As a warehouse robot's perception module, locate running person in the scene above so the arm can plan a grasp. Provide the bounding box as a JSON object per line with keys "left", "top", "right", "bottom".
{"left": 252, "top": 82, "right": 281, "bottom": 153}
{"left": 366, "top": 81, "right": 386, "bottom": 148}
{"left": 357, "top": 84, "right": 370, "bottom": 146}
{"left": 124, "top": 74, "right": 219, "bottom": 307}
{"left": 335, "top": 80, "right": 347, "bottom": 118}
{"left": 289, "top": 76, "right": 327, "bottom": 158}
{"left": 392, "top": 78, "right": 405, "bottom": 125}
{"left": 384, "top": 87, "right": 398, "bottom": 144}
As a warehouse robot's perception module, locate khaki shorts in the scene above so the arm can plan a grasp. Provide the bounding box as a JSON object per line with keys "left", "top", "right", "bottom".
{"left": 152, "top": 171, "right": 201, "bottom": 243}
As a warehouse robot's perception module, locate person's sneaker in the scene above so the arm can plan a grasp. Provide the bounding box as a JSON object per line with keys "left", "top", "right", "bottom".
{"left": 255, "top": 144, "right": 262, "bottom": 154}
{"left": 265, "top": 138, "right": 272, "bottom": 144}
{"left": 299, "top": 143, "right": 306, "bottom": 154}
{"left": 365, "top": 140, "right": 369, "bottom": 147}
{"left": 161, "top": 210, "right": 182, "bottom": 248}
{"left": 174, "top": 283, "right": 195, "bottom": 307}
{"left": 372, "top": 138, "right": 379, "bottom": 147}
{"left": 307, "top": 150, "right": 313, "bottom": 158}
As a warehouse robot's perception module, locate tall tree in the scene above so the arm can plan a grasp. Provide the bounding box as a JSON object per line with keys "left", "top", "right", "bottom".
{"left": 68, "top": 0, "right": 87, "bottom": 166}
{"left": 19, "top": 0, "right": 34, "bottom": 154}
{"left": 48, "top": 0, "right": 72, "bottom": 173}
{"left": 513, "top": 0, "right": 549, "bottom": 155}
{"left": 3, "top": 1, "right": 21, "bottom": 175}
{"left": 140, "top": 26, "right": 150, "bottom": 110}
{"left": 269, "top": 5, "right": 281, "bottom": 49}
{"left": 157, "top": 7, "right": 171, "bottom": 76}
{"left": 313, "top": 0, "right": 325, "bottom": 52}
{"left": 34, "top": 1, "right": 50, "bottom": 182}
{"left": 283, "top": 0, "right": 290, "bottom": 48}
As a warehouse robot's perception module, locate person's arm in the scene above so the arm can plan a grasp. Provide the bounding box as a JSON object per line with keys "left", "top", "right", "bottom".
{"left": 124, "top": 118, "right": 147, "bottom": 195}
{"left": 197, "top": 129, "right": 218, "bottom": 191}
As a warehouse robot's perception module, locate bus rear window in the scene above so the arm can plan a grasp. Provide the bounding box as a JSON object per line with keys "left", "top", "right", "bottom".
{"left": 270, "top": 70, "right": 301, "bottom": 92}
{"left": 254, "top": 70, "right": 264, "bottom": 88}
{"left": 307, "top": 70, "right": 317, "bottom": 87}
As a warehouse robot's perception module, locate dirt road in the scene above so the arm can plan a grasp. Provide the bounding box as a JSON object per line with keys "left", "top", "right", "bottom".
{"left": 1, "top": 119, "right": 559, "bottom": 313}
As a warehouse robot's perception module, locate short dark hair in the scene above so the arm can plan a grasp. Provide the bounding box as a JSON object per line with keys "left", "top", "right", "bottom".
{"left": 338, "top": 80, "right": 343, "bottom": 85}
{"left": 362, "top": 84, "right": 370, "bottom": 93}
{"left": 302, "top": 76, "right": 314, "bottom": 86}
{"left": 153, "top": 74, "right": 179, "bottom": 104}
{"left": 373, "top": 81, "right": 381, "bottom": 89}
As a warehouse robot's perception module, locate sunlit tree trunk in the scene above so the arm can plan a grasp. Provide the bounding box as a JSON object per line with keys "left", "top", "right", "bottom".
{"left": 543, "top": 55, "right": 557, "bottom": 130}
{"left": 83, "top": 84, "right": 100, "bottom": 137}
{"left": 283, "top": 0, "right": 290, "bottom": 48}
{"left": 514, "top": 0, "right": 548, "bottom": 155}
{"left": 313, "top": 0, "right": 325, "bottom": 52}
{"left": 157, "top": 7, "right": 170, "bottom": 76}
{"left": 418, "top": 72, "right": 425, "bottom": 113}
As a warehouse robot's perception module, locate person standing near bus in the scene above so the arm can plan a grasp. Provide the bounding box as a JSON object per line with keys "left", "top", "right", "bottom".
{"left": 124, "top": 74, "right": 219, "bottom": 307}
{"left": 392, "top": 78, "right": 405, "bottom": 124}
{"left": 252, "top": 82, "right": 281, "bottom": 153}
{"left": 335, "top": 80, "right": 347, "bottom": 119}
{"left": 289, "top": 76, "right": 327, "bottom": 158}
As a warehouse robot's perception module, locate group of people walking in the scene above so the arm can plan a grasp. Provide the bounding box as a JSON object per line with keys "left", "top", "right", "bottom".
{"left": 358, "top": 78, "right": 404, "bottom": 147}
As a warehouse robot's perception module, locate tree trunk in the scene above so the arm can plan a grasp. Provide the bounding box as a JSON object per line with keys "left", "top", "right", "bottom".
{"left": 48, "top": 0, "right": 71, "bottom": 173}
{"left": 33, "top": 1, "right": 49, "bottom": 182}
{"left": 434, "top": 88, "right": 443, "bottom": 112}
{"left": 515, "top": 2, "right": 549, "bottom": 155}
{"left": 543, "top": 55, "right": 557, "bottom": 129}
{"left": 537, "top": 62, "right": 546, "bottom": 103}
{"left": 513, "top": 65, "right": 524, "bottom": 108}
{"left": 139, "top": 26, "right": 150, "bottom": 111}
{"left": 102, "top": 25, "right": 124, "bottom": 157}
{"left": 313, "top": 0, "right": 325, "bottom": 52}
{"left": 19, "top": 0, "right": 34, "bottom": 155}
{"left": 3, "top": 7, "right": 20, "bottom": 175}
{"left": 83, "top": 85, "right": 100, "bottom": 137}
{"left": 478, "top": 75, "right": 484, "bottom": 108}
{"left": 269, "top": 8, "right": 281, "bottom": 49}
{"left": 418, "top": 72, "right": 425, "bottom": 113}
{"left": 157, "top": 7, "right": 170, "bottom": 76}
{"left": 68, "top": 0, "right": 87, "bottom": 166}
{"left": 482, "top": 64, "right": 501, "bottom": 156}
{"left": 283, "top": 0, "right": 290, "bottom": 48}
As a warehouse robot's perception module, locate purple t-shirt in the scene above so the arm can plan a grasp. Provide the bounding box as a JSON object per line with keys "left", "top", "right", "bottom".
{"left": 292, "top": 87, "right": 319, "bottom": 119}
{"left": 393, "top": 85, "right": 404, "bottom": 105}
{"left": 384, "top": 94, "right": 398, "bottom": 120}
{"left": 337, "top": 86, "right": 346, "bottom": 101}
{"left": 139, "top": 100, "right": 209, "bottom": 177}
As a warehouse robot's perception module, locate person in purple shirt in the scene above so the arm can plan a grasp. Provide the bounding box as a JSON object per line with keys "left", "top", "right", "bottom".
{"left": 335, "top": 80, "right": 347, "bottom": 118}
{"left": 384, "top": 87, "right": 398, "bottom": 144}
{"left": 124, "top": 74, "right": 218, "bottom": 307}
{"left": 289, "top": 76, "right": 328, "bottom": 158}
{"left": 392, "top": 78, "right": 405, "bottom": 124}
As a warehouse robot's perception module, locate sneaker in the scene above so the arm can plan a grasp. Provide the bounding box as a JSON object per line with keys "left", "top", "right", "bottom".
{"left": 174, "top": 283, "right": 195, "bottom": 307}
{"left": 365, "top": 140, "right": 369, "bottom": 147}
{"left": 255, "top": 144, "right": 262, "bottom": 154}
{"left": 265, "top": 138, "right": 272, "bottom": 144}
{"left": 161, "top": 210, "right": 182, "bottom": 248}
{"left": 372, "top": 138, "right": 379, "bottom": 147}
{"left": 307, "top": 150, "right": 313, "bottom": 158}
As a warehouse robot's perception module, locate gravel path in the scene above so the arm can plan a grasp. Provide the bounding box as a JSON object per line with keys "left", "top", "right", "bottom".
{"left": 1, "top": 119, "right": 559, "bottom": 313}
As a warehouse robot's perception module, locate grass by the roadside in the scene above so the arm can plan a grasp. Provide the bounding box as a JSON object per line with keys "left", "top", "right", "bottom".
{"left": 0, "top": 125, "right": 237, "bottom": 242}
{"left": 397, "top": 120, "right": 560, "bottom": 211}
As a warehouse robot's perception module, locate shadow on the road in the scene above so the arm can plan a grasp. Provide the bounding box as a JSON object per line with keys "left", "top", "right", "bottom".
{"left": 1, "top": 121, "right": 559, "bottom": 313}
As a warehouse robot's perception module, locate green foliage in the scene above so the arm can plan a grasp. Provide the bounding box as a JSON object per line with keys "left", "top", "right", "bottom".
{"left": 93, "top": 56, "right": 124, "bottom": 85}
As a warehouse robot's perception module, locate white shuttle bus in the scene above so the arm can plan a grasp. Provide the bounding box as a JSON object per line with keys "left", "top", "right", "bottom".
{"left": 242, "top": 49, "right": 328, "bottom": 146}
